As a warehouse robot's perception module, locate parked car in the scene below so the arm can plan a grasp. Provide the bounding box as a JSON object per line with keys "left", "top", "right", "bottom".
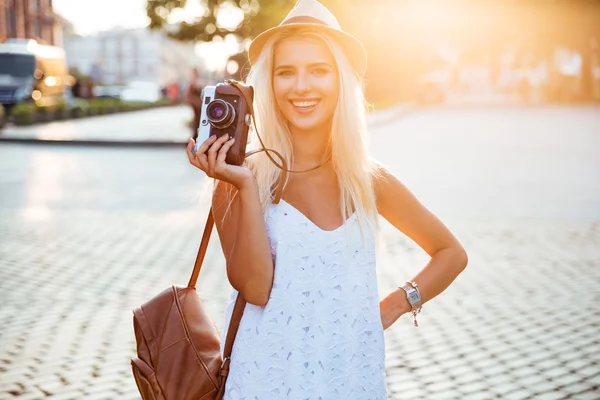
{"left": 94, "top": 85, "right": 125, "bottom": 100}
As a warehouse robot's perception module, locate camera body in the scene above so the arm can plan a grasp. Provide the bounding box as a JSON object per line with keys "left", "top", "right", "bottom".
{"left": 194, "top": 81, "right": 253, "bottom": 166}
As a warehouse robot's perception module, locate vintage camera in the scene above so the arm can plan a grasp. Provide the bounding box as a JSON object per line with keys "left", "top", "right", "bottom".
{"left": 193, "top": 81, "right": 253, "bottom": 166}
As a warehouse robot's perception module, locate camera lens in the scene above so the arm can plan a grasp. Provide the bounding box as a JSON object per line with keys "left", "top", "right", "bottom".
{"left": 210, "top": 106, "right": 224, "bottom": 119}
{"left": 207, "top": 99, "right": 236, "bottom": 129}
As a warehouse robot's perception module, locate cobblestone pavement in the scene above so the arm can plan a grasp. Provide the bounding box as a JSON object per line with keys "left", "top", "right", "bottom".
{"left": 1, "top": 106, "right": 599, "bottom": 399}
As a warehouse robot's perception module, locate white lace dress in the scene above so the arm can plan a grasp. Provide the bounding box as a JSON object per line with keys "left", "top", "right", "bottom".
{"left": 219, "top": 199, "right": 388, "bottom": 399}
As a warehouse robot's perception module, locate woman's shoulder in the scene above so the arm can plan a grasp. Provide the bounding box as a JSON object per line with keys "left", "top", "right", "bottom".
{"left": 369, "top": 159, "right": 392, "bottom": 187}
{"left": 368, "top": 159, "right": 407, "bottom": 210}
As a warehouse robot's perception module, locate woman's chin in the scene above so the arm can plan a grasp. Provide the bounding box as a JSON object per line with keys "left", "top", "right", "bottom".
{"left": 290, "top": 122, "right": 322, "bottom": 133}
{"left": 287, "top": 115, "right": 329, "bottom": 133}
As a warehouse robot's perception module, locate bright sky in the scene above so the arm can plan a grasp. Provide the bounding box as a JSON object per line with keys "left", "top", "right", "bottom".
{"left": 53, "top": 0, "right": 150, "bottom": 35}
{"left": 53, "top": 0, "right": 244, "bottom": 70}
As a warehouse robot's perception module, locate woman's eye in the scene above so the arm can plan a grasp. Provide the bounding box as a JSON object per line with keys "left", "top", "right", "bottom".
{"left": 312, "top": 68, "right": 328, "bottom": 75}
{"left": 277, "top": 70, "right": 294, "bottom": 76}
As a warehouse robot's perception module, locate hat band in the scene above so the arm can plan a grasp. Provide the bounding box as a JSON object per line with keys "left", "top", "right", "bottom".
{"left": 281, "top": 16, "right": 328, "bottom": 27}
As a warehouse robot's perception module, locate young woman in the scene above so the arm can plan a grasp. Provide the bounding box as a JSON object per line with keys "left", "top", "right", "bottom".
{"left": 186, "top": 1, "right": 468, "bottom": 398}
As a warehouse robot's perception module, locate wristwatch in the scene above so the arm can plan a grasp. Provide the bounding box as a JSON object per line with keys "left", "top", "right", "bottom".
{"left": 399, "top": 281, "right": 422, "bottom": 327}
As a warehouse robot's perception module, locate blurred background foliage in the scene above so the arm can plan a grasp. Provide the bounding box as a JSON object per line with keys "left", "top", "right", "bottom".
{"left": 147, "top": 0, "right": 289, "bottom": 41}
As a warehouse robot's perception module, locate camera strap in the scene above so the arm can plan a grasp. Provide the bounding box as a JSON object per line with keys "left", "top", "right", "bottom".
{"left": 245, "top": 147, "right": 287, "bottom": 205}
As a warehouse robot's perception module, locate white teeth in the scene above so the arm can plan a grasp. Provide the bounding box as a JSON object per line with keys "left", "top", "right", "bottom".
{"left": 292, "top": 101, "right": 318, "bottom": 107}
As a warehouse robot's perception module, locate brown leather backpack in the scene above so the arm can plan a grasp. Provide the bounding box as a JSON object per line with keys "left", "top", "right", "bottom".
{"left": 131, "top": 210, "right": 247, "bottom": 400}
{"left": 130, "top": 80, "right": 330, "bottom": 399}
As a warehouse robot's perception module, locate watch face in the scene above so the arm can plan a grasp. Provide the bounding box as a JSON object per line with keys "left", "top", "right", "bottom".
{"left": 409, "top": 292, "right": 420, "bottom": 303}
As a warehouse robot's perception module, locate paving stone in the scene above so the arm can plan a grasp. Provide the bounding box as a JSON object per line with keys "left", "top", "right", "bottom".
{"left": 550, "top": 390, "right": 581, "bottom": 400}
{"left": 427, "top": 379, "right": 457, "bottom": 393}
{"left": 387, "top": 377, "right": 422, "bottom": 393}
{"left": 550, "top": 373, "right": 585, "bottom": 388}
{"left": 392, "top": 386, "right": 428, "bottom": 399}
{"left": 459, "top": 389, "right": 496, "bottom": 400}
{"left": 529, "top": 379, "right": 565, "bottom": 395}
{"left": 427, "top": 389, "right": 464, "bottom": 400}
{"left": 0, "top": 382, "right": 26, "bottom": 397}
{"left": 483, "top": 373, "right": 513, "bottom": 386}
{"left": 577, "top": 365, "right": 600, "bottom": 380}
{"left": 47, "top": 387, "right": 88, "bottom": 400}
{"left": 458, "top": 380, "right": 489, "bottom": 394}
{"left": 500, "top": 386, "right": 538, "bottom": 399}
{"left": 567, "top": 389, "right": 600, "bottom": 400}
{"left": 560, "top": 382, "right": 599, "bottom": 397}
{"left": 486, "top": 383, "right": 518, "bottom": 397}
{"left": 34, "top": 373, "right": 67, "bottom": 396}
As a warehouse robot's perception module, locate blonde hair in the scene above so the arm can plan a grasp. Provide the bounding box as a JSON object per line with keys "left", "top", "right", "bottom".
{"left": 244, "top": 27, "right": 381, "bottom": 239}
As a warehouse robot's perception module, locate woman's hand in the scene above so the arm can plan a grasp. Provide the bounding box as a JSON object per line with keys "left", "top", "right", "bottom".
{"left": 380, "top": 288, "right": 411, "bottom": 330}
{"left": 186, "top": 135, "right": 254, "bottom": 190}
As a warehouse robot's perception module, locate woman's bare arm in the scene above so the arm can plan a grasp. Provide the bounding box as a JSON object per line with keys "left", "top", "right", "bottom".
{"left": 373, "top": 162, "right": 468, "bottom": 329}
{"left": 212, "top": 179, "right": 274, "bottom": 307}
{"left": 187, "top": 134, "right": 274, "bottom": 307}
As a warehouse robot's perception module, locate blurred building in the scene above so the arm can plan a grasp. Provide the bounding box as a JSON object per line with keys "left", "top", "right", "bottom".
{"left": 0, "top": 0, "right": 62, "bottom": 46}
{"left": 63, "top": 28, "right": 205, "bottom": 86}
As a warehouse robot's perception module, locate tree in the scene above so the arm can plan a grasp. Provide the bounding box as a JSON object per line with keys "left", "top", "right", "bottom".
{"left": 146, "top": 0, "right": 297, "bottom": 42}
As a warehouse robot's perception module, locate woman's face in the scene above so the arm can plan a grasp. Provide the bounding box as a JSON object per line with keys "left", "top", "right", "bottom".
{"left": 272, "top": 36, "right": 339, "bottom": 135}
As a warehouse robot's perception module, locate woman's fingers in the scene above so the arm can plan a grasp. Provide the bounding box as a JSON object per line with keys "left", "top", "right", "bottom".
{"left": 187, "top": 136, "right": 216, "bottom": 173}
{"left": 196, "top": 149, "right": 209, "bottom": 172}
{"left": 186, "top": 139, "right": 203, "bottom": 168}
{"left": 207, "top": 134, "right": 231, "bottom": 176}
{"left": 193, "top": 135, "right": 217, "bottom": 157}
{"left": 216, "top": 137, "right": 235, "bottom": 167}
{"left": 188, "top": 134, "right": 236, "bottom": 179}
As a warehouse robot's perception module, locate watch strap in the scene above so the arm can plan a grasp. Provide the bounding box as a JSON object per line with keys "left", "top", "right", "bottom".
{"left": 399, "top": 281, "right": 422, "bottom": 327}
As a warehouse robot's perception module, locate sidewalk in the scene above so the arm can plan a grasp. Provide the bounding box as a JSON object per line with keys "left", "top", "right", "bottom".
{"left": 0, "top": 104, "right": 411, "bottom": 147}
{"left": 0, "top": 105, "right": 194, "bottom": 147}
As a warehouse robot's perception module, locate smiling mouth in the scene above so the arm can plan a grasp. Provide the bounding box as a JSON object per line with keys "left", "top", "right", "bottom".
{"left": 291, "top": 99, "right": 320, "bottom": 112}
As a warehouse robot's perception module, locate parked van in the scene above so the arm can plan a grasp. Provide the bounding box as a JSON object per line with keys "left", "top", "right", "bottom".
{"left": 0, "top": 39, "right": 72, "bottom": 112}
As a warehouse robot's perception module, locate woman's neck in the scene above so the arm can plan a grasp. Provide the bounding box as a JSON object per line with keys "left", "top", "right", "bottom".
{"left": 289, "top": 123, "right": 332, "bottom": 170}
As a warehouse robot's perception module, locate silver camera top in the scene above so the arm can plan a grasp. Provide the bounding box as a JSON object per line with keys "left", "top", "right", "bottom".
{"left": 194, "top": 85, "right": 216, "bottom": 151}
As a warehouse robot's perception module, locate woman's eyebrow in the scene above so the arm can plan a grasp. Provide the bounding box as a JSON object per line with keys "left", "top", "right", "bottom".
{"left": 274, "top": 62, "right": 332, "bottom": 70}
{"left": 308, "top": 62, "right": 332, "bottom": 68}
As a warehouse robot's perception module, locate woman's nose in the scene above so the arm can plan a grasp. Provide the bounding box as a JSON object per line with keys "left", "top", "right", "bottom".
{"left": 294, "top": 72, "right": 311, "bottom": 94}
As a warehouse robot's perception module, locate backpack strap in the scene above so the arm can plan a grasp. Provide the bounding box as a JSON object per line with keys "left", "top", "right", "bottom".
{"left": 187, "top": 211, "right": 215, "bottom": 289}
{"left": 185, "top": 211, "right": 243, "bottom": 369}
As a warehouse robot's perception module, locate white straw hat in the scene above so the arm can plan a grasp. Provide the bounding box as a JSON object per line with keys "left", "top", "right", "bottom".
{"left": 248, "top": 0, "right": 367, "bottom": 75}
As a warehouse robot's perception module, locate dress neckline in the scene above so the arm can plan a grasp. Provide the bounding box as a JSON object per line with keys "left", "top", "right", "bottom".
{"left": 278, "top": 198, "right": 357, "bottom": 233}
